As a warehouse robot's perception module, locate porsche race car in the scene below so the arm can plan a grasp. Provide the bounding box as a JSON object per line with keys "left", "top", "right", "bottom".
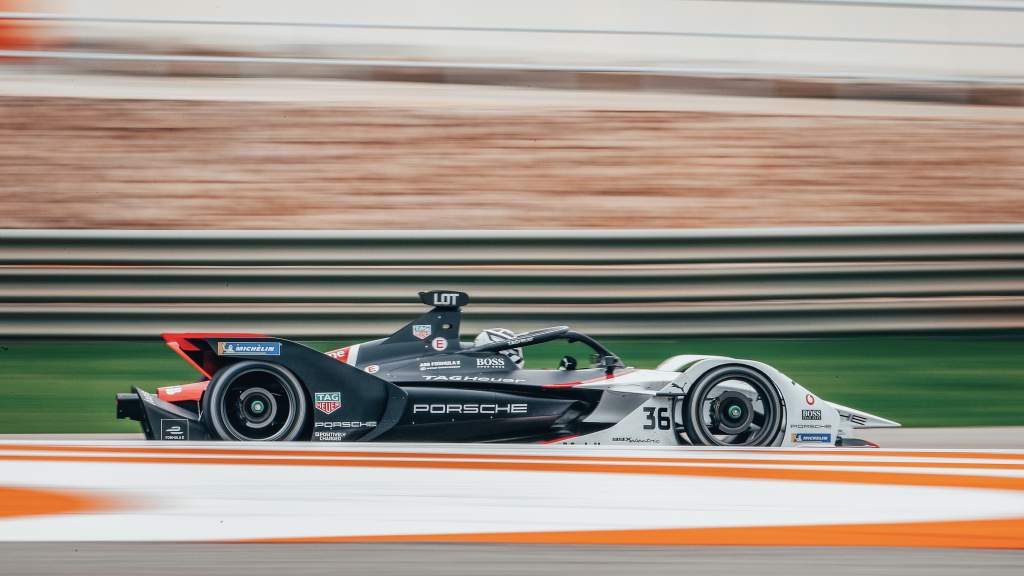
{"left": 116, "top": 290, "right": 898, "bottom": 446}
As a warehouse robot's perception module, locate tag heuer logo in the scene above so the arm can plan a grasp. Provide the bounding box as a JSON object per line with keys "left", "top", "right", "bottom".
{"left": 314, "top": 392, "right": 341, "bottom": 415}
{"left": 412, "top": 324, "right": 432, "bottom": 340}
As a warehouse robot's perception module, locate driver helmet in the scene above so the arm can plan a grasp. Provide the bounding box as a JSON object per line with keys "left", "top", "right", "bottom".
{"left": 474, "top": 327, "right": 524, "bottom": 368}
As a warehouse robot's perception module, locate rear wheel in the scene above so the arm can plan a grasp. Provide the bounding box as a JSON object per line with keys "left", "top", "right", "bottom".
{"left": 680, "top": 365, "right": 784, "bottom": 447}
{"left": 201, "top": 360, "right": 308, "bottom": 441}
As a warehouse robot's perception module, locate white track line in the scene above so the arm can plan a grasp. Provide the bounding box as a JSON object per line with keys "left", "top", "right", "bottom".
{"left": 2, "top": 442, "right": 1024, "bottom": 542}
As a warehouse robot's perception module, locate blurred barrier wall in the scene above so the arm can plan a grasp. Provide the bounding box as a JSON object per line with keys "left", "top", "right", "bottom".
{"left": 0, "top": 0, "right": 38, "bottom": 52}
{"left": 1, "top": 225, "right": 1023, "bottom": 338}
{"left": 3, "top": 0, "right": 1024, "bottom": 85}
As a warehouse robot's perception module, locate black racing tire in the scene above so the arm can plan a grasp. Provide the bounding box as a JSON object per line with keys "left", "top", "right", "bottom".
{"left": 201, "top": 360, "right": 309, "bottom": 441}
{"left": 681, "top": 365, "right": 785, "bottom": 447}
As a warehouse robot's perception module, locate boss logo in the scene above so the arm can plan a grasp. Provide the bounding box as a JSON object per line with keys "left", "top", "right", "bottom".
{"left": 433, "top": 293, "right": 459, "bottom": 306}
{"left": 802, "top": 409, "right": 822, "bottom": 421}
{"left": 476, "top": 357, "right": 507, "bottom": 368}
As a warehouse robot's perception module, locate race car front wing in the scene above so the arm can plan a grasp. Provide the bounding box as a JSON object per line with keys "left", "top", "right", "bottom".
{"left": 118, "top": 386, "right": 212, "bottom": 441}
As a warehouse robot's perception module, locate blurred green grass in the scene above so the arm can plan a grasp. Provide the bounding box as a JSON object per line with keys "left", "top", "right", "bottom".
{"left": 0, "top": 336, "right": 1021, "bottom": 433}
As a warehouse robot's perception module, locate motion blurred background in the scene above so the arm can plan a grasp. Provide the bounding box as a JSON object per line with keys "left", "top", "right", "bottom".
{"left": 0, "top": 0, "right": 1022, "bottom": 435}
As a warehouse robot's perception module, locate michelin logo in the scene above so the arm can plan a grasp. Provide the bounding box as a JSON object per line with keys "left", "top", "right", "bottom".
{"left": 217, "top": 342, "right": 281, "bottom": 356}
{"left": 792, "top": 433, "right": 832, "bottom": 443}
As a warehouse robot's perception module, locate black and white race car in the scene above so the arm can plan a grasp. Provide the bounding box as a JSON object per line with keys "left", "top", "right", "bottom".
{"left": 117, "top": 290, "right": 898, "bottom": 446}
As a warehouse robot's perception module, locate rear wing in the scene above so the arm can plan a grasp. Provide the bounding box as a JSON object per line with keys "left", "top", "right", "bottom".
{"left": 380, "top": 290, "right": 469, "bottom": 352}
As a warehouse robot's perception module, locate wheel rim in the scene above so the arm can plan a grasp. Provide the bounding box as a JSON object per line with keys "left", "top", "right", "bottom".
{"left": 238, "top": 387, "right": 278, "bottom": 429}
{"left": 686, "top": 370, "right": 783, "bottom": 446}
{"left": 218, "top": 368, "right": 299, "bottom": 441}
{"left": 712, "top": 391, "right": 755, "bottom": 435}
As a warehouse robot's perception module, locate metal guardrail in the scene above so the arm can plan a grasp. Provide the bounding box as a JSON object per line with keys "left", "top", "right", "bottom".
{"left": 4, "top": 50, "right": 1022, "bottom": 87}
{"left": 3, "top": 226, "right": 1024, "bottom": 265}
{"left": 4, "top": 3, "right": 1024, "bottom": 87}
{"left": 1, "top": 299, "right": 1022, "bottom": 339}
{"left": 1, "top": 226, "right": 1023, "bottom": 338}
{"left": 2, "top": 262, "right": 1022, "bottom": 304}
{"left": 3, "top": 11, "right": 1021, "bottom": 49}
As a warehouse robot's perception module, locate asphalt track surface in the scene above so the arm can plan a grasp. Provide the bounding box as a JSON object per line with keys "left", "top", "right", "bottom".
{"left": 3, "top": 428, "right": 1023, "bottom": 575}
{"left": 0, "top": 543, "right": 1022, "bottom": 576}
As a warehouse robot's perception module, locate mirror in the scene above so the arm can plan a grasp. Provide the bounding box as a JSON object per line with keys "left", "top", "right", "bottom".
{"left": 558, "top": 355, "right": 578, "bottom": 371}
{"left": 598, "top": 355, "right": 625, "bottom": 374}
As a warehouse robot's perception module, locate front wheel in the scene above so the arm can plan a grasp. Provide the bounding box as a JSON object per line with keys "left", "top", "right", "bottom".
{"left": 679, "top": 365, "right": 784, "bottom": 447}
{"left": 201, "top": 360, "right": 309, "bottom": 441}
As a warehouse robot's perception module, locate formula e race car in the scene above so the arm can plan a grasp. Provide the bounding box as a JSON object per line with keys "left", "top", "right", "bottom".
{"left": 117, "top": 290, "right": 898, "bottom": 446}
